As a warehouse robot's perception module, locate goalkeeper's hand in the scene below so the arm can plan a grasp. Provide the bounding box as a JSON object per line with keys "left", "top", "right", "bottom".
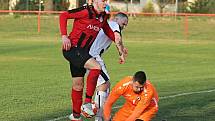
{"left": 62, "top": 35, "right": 71, "bottom": 51}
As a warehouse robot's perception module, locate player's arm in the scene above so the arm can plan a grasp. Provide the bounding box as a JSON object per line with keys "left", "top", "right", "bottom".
{"left": 114, "top": 32, "right": 126, "bottom": 64}
{"left": 59, "top": 8, "right": 87, "bottom": 50}
{"left": 102, "top": 21, "right": 126, "bottom": 64}
{"left": 102, "top": 20, "right": 115, "bottom": 41}
{"left": 103, "top": 90, "right": 120, "bottom": 121}
{"left": 59, "top": 9, "right": 87, "bottom": 35}
{"left": 126, "top": 89, "right": 154, "bottom": 121}
{"left": 103, "top": 77, "right": 128, "bottom": 121}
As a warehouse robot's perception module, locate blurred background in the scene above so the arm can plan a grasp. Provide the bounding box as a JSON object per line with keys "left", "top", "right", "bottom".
{"left": 0, "top": 0, "right": 215, "bottom": 13}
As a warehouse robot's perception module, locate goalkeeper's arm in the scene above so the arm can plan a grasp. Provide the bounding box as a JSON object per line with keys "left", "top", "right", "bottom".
{"left": 103, "top": 91, "right": 120, "bottom": 121}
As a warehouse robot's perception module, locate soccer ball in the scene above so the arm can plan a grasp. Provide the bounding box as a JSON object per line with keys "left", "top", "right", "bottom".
{"left": 81, "top": 102, "right": 98, "bottom": 118}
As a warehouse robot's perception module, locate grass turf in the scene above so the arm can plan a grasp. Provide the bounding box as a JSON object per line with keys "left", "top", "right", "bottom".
{"left": 0, "top": 15, "right": 215, "bottom": 121}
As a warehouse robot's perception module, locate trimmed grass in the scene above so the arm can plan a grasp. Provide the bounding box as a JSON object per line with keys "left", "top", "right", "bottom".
{"left": 0, "top": 15, "right": 215, "bottom": 121}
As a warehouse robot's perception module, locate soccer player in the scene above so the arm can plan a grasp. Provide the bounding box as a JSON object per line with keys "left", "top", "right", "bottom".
{"left": 103, "top": 71, "right": 159, "bottom": 121}
{"left": 59, "top": 0, "right": 126, "bottom": 121}
{"left": 89, "top": 12, "right": 128, "bottom": 121}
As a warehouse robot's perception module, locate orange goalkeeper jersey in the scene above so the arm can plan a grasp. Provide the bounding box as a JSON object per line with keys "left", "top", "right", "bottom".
{"left": 104, "top": 76, "right": 159, "bottom": 121}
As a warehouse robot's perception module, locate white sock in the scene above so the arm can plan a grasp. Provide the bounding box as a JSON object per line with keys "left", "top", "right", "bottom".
{"left": 94, "top": 90, "right": 109, "bottom": 121}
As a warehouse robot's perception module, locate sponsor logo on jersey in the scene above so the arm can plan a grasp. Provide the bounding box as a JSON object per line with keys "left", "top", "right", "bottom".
{"left": 132, "top": 96, "right": 141, "bottom": 105}
{"left": 87, "top": 25, "right": 100, "bottom": 32}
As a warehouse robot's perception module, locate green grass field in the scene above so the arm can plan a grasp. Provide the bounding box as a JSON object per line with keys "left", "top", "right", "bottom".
{"left": 0, "top": 15, "right": 215, "bottom": 121}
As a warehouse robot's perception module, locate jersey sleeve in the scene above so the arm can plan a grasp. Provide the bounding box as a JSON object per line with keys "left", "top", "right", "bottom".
{"left": 126, "top": 85, "right": 154, "bottom": 120}
{"left": 102, "top": 20, "right": 115, "bottom": 42}
{"left": 59, "top": 9, "right": 88, "bottom": 35}
{"left": 103, "top": 88, "right": 121, "bottom": 120}
{"left": 103, "top": 77, "right": 130, "bottom": 120}
{"left": 109, "top": 21, "right": 121, "bottom": 33}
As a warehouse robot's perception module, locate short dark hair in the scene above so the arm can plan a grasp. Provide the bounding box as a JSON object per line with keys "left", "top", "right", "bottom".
{"left": 133, "top": 71, "right": 146, "bottom": 85}
{"left": 115, "top": 12, "right": 128, "bottom": 20}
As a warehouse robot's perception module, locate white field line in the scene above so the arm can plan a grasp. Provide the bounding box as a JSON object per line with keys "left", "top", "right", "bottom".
{"left": 46, "top": 89, "right": 215, "bottom": 121}
{"left": 46, "top": 115, "right": 69, "bottom": 121}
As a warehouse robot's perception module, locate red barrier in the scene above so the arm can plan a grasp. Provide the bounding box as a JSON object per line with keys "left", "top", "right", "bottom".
{"left": 0, "top": 10, "right": 215, "bottom": 38}
{"left": 0, "top": 10, "right": 62, "bottom": 14}
{"left": 1, "top": 10, "right": 215, "bottom": 16}
{"left": 184, "top": 15, "right": 189, "bottom": 40}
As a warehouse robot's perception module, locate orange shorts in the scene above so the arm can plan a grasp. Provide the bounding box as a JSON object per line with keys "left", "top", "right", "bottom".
{"left": 113, "top": 106, "right": 158, "bottom": 121}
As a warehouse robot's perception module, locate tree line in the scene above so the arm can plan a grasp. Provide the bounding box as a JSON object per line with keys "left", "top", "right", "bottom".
{"left": 0, "top": 0, "right": 78, "bottom": 11}
{"left": 144, "top": 0, "right": 215, "bottom": 13}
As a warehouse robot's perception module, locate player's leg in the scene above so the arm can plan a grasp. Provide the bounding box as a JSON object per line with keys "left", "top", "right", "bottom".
{"left": 69, "top": 63, "right": 86, "bottom": 121}
{"left": 63, "top": 48, "right": 101, "bottom": 117}
{"left": 84, "top": 58, "right": 101, "bottom": 103}
{"left": 70, "top": 77, "right": 84, "bottom": 121}
{"left": 94, "top": 81, "right": 110, "bottom": 121}
{"left": 137, "top": 106, "right": 158, "bottom": 121}
{"left": 94, "top": 59, "right": 110, "bottom": 121}
{"left": 80, "top": 58, "right": 101, "bottom": 118}
{"left": 112, "top": 107, "right": 132, "bottom": 121}
{"left": 63, "top": 48, "right": 101, "bottom": 104}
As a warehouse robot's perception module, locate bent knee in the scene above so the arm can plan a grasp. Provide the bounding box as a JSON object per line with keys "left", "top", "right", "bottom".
{"left": 72, "top": 82, "right": 84, "bottom": 91}
{"left": 94, "top": 64, "right": 101, "bottom": 70}
{"left": 97, "top": 82, "right": 110, "bottom": 91}
{"left": 72, "top": 85, "right": 83, "bottom": 91}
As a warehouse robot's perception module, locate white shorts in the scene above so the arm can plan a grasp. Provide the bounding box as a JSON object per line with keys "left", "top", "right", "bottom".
{"left": 94, "top": 55, "right": 110, "bottom": 87}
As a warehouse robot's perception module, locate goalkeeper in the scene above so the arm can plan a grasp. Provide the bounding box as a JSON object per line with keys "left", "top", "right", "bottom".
{"left": 103, "top": 71, "right": 159, "bottom": 121}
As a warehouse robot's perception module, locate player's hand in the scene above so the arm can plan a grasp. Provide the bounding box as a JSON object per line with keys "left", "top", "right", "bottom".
{"left": 119, "top": 53, "right": 125, "bottom": 64}
{"left": 62, "top": 35, "right": 71, "bottom": 51}
{"left": 104, "top": 118, "right": 112, "bottom": 121}
{"left": 123, "top": 47, "right": 128, "bottom": 57}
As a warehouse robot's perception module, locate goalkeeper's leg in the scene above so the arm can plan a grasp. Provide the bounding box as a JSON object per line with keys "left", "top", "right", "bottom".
{"left": 137, "top": 106, "right": 158, "bottom": 121}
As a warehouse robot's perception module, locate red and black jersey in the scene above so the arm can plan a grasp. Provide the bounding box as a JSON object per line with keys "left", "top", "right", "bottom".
{"left": 59, "top": 4, "right": 115, "bottom": 49}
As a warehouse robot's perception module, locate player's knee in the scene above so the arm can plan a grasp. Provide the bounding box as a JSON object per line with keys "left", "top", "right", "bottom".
{"left": 72, "top": 77, "right": 84, "bottom": 91}
{"left": 94, "top": 63, "right": 101, "bottom": 70}
{"left": 72, "top": 82, "right": 84, "bottom": 91}
{"left": 93, "top": 59, "right": 101, "bottom": 70}
{"left": 97, "top": 82, "right": 110, "bottom": 91}
{"left": 84, "top": 58, "right": 101, "bottom": 70}
{"left": 72, "top": 85, "right": 83, "bottom": 91}
{"left": 106, "top": 81, "right": 111, "bottom": 89}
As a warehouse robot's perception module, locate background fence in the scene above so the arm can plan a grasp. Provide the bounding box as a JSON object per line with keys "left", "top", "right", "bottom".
{"left": 0, "top": 10, "right": 215, "bottom": 42}
{"left": 1, "top": 10, "right": 215, "bottom": 121}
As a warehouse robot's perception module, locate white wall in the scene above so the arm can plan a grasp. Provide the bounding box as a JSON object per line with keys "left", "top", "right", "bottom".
{"left": 110, "top": 0, "right": 160, "bottom": 13}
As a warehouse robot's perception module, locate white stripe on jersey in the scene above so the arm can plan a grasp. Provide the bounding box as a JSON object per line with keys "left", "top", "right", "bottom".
{"left": 89, "top": 21, "right": 120, "bottom": 57}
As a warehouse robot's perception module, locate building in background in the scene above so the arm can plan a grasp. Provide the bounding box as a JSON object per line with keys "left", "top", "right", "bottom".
{"left": 110, "top": 0, "right": 145, "bottom": 13}
{"left": 68, "top": 0, "right": 76, "bottom": 9}
{"left": 0, "top": 0, "right": 201, "bottom": 13}
{"left": 109, "top": 0, "right": 198, "bottom": 13}
{"left": 187, "top": 0, "right": 196, "bottom": 3}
